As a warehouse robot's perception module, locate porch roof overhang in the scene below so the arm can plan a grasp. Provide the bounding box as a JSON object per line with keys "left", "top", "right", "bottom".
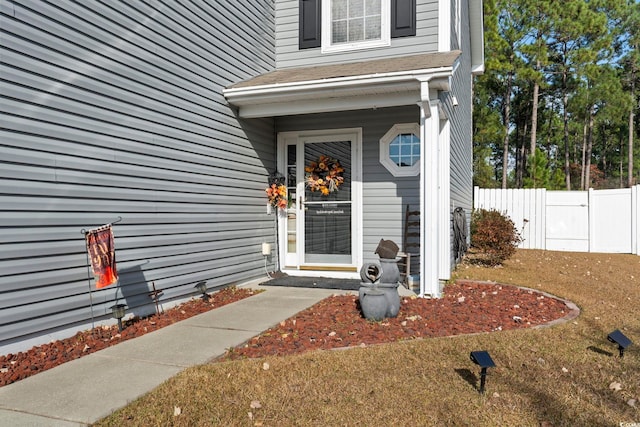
{"left": 223, "top": 51, "right": 461, "bottom": 118}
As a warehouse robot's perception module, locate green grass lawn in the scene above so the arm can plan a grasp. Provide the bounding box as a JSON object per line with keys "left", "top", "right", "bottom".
{"left": 95, "top": 250, "right": 639, "bottom": 426}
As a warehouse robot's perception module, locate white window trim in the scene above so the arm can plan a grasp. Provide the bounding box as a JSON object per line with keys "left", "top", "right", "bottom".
{"left": 379, "top": 123, "right": 421, "bottom": 177}
{"left": 321, "top": 0, "right": 390, "bottom": 53}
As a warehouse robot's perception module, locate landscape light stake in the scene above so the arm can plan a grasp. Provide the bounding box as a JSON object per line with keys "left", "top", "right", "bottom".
{"left": 470, "top": 350, "right": 496, "bottom": 394}
{"left": 195, "top": 281, "right": 209, "bottom": 300}
{"left": 110, "top": 304, "right": 127, "bottom": 332}
{"left": 607, "top": 329, "right": 632, "bottom": 358}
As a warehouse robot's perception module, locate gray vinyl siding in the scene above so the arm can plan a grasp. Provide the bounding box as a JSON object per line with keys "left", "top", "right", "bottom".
{"left": 447, "top": 0, "right": 474, "bottom": 264}
{"left": 275, "top": 0, "right": 439, "bottom": 68}
{"left": 1, "top": 1, "right": 276, "bottom": 353}
{"left": 276, "top": 106, "right": 419, "bottom": 265}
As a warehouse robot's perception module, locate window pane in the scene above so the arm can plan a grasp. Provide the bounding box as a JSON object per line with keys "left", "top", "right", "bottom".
{"left": 348, "top": 18, "right": 364, "bottom": 41}
{"left": 332, "top": 21, "right": 347, "bottom": 43}
{"left": 305, "top": 204, "right": 351, "bottom": 255}
{"left": 349, "top": 0, "right": 364, "bottom": 18}
{"left": 287, "top": 197, "right": 296, "bottom": 252}
{"left": 365, "top": 0, "right": 380, "bottom": 15}
{"left": 304, "top": 141, "right": 351, "bottom": 202}
{"left": 332, "top": 0, "right": 347, "bottom": 19}
{"left": 365, "top": 15, "right": 381, "bottom": 39}
{"left": 287, "top": 144, "right": 296, "bottom": 187}
{"left": 330, "top": 0, "right": 382, "bottom": 46}
{"left": 388, "top": 132, "right": 420, "bottom": 167}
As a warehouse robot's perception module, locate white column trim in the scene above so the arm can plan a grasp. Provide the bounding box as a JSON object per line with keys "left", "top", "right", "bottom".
{"left": 418, "top": 80, "right": 442, "bottom": 298}
{"left": 438, "top": 0, "right": 451, "bottom": 52}
{"left": 438, "top": 117, "right": 451, "bottom": 282}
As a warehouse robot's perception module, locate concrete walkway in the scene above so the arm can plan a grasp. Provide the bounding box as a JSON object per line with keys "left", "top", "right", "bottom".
{"left": 0, "top": 284, "right": 413, "bottom": 426}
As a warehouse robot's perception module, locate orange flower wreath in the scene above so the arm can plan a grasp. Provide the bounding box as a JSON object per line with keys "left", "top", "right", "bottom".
{"left": 305, "top": 155, "right": 344, "bottom": 196}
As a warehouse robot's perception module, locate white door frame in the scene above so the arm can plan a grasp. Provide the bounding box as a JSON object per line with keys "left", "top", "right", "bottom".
{"left": 277, "top": 128, "right": 363, "bottom": 278}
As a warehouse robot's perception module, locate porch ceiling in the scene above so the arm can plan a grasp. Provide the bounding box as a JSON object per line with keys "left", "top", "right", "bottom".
{"left": 223, "top": 51, "right": 461, "bottom": 118}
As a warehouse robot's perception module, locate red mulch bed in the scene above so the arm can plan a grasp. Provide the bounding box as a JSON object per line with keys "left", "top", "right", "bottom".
{"left": 0, "top": 286, "right": 258, "bottom": 387}
{"left": 1, "top": 281, "right": 573, "bottom": 387}
{"left": 222, "top": 281, "right": 572, "bottom": 361}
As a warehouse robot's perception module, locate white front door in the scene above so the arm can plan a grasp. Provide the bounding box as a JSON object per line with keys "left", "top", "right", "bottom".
{"left": 278, "top": 129, "right": 362, "bottom": 275}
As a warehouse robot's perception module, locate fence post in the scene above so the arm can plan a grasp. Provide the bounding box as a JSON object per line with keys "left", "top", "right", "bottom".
{"left": 633, "top": 185, "right": 639, "bottom": 255}
{"left": 588, "top": 188, "right": 594, "bottom": 253}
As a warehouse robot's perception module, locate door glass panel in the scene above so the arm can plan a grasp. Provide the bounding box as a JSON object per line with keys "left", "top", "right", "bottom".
{"left": 286, "top": 144, "right": 297, "bottom": 255}
{"left": 303, "top": 141, "right": 352, "bottom": 264}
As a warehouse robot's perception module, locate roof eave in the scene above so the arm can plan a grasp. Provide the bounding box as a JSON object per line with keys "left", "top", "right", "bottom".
{"left": 224, "top": 67, "right": 454, "bottom": 118}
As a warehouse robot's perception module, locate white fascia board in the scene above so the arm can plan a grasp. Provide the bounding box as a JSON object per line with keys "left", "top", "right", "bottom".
{"left": 469, "top": 0, "right": 485, "bottom": 75}
{"left": 238, "top": 91, "right": 421, "bottom": 118}
{"left": 471, "top": 63, "right": 485, "bottom": 75}
{"left": 224, "top": 68, "right": 454, "bottom": 118}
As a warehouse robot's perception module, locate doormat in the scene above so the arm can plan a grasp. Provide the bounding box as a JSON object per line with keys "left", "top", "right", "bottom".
{"left": 260, "top": 275, "right": 361, "bottom": 291}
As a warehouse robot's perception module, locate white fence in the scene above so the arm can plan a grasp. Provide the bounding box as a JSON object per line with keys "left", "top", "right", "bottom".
{"left": 473, "top": 185, "right": 640, "bottom": 255}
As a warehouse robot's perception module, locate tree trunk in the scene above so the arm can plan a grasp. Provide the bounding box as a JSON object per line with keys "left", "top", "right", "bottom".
{"left": 563, "top": 89, "right": 571, "bottom": 190}
{"left": 502, "top": 71, "right": 513, "bottom": 189}
{"left": 585, "top": 105, "right": 594, "bottom": 189}
{"left": 629, "top": 68, "right": 635, "bottom": 188}
{"left": 530, "top": 59, "right": 540, "bottom": 157}
{"left": 517, "top": 122, "right": 528, "bottom": 188}
{"left": 620, "top": 139, "right": 624, "bottom": 188}
{"left": 630, "top": 108, "right": 635, "bottom": 187}
{"left": 580, "top": 120, "right": 587, "bottom": 190}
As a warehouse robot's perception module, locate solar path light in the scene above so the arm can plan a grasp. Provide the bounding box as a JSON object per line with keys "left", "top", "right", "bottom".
{"left": 110, "top": 303, "right": 126, "bottom": 332}
{"left": 195, "top": 281, "right": 209, "bottom": 300}
{"left": 470, "top": 350, "right": 495, "bottom": 394}
{"left": 607, "top": 329, "right": 632, "bottom": 358}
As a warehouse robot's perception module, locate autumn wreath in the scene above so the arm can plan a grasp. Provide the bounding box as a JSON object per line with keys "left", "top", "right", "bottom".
{"left": 305, "top": 155, "right": 345, "bottom": 196}
{"left": 265, "top": 174, "right": 288, "bottom": 210}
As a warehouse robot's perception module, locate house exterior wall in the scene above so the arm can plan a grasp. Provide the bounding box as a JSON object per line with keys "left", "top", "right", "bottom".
{"left": 274, "top": 0, "right": 476, "bottom": 279}
{"left": 276, "top": 106, "right": 419, "bottom": 264}
{"left": 0, "top": 1, "right": 277, "bottom": 353}
{"left": 446, "top": 0, "right": 474, "bottom": 270}
{"left": 275, "top": 0, "right": 440, "bottom": 68}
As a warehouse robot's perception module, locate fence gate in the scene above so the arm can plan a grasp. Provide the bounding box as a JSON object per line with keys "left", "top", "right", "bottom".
{"left": 589, "top": 189, "right": 632, "bottom": 253}
{"left": 474, "top": 186, "right": 640, "bottom": 255}
{"left": 545, "top": 191, "right": 589, "bottom": 252}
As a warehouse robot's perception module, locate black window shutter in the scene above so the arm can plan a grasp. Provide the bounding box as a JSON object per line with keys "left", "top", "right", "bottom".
{"left": 299, "top": 0, "right": 321, "bottom": 49}
{"left": 391, "top": 0, "right": 416, "bottom": 38}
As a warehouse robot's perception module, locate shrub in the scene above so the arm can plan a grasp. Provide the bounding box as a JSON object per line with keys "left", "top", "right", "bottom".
{"left": 470, "top": 209, "right": 521, "bottom": 266}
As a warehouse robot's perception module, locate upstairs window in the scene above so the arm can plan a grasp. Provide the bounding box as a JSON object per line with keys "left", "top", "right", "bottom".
{"left": 322, "top": 0, "right": 389, "bottom": 52}
{"left": 299, "top": 0, "right": 415, "bottom": 50}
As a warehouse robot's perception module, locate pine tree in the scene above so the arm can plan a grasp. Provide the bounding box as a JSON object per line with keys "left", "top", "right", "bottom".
{"left": 523, "top": 148, "right": 551, "bottom": 188}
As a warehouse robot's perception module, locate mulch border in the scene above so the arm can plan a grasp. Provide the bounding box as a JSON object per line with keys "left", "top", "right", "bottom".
{"left": 454, "top": 279, "right": 581, "bottom": 329}
{"left": 218, "top": 280, "right": 581, "bottom": 359}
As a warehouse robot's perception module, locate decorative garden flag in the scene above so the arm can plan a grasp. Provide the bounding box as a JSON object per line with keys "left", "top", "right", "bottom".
{"left": 85, "top": 224, "right": 118, "bottom": 289}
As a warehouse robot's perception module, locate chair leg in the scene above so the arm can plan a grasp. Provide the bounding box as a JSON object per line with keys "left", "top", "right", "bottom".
{"left": 406, "top": 254, "right": 411, "bottom": 287}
